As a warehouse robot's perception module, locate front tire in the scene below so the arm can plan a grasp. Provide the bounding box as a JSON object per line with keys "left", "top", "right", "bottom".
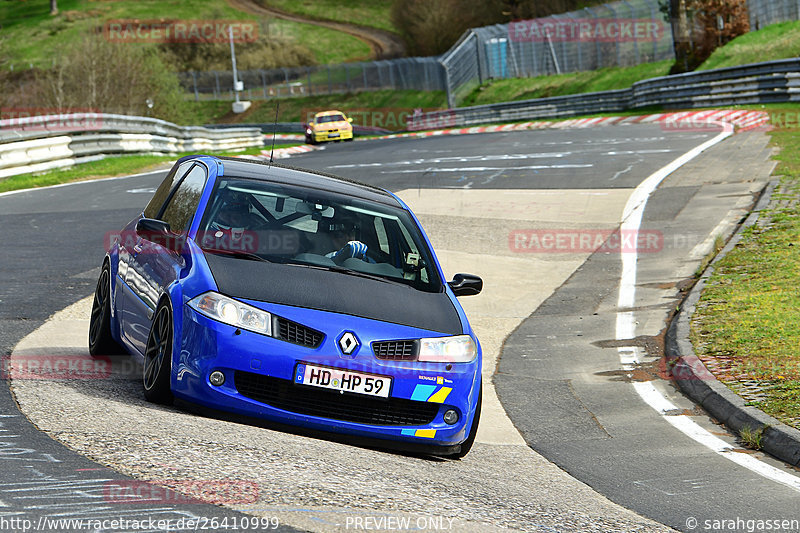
{"left": 88, "top": 264, "right": 124, "bottom": 357}
{"left": 143, "top": 301, "right": 174, "bottom": 405}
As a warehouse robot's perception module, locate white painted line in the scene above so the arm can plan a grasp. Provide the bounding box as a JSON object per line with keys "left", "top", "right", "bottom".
{"left": 385, "top": 164, "right": 592, "bottom": 174}
{"left": 615, "top": 120, "right": 800, "bottom": 493}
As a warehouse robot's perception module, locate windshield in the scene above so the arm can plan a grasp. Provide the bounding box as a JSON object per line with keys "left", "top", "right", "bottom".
{"left": 197, "top": 177, "right": 441, "bottom": 292}
{"left": 316, "top": 114, "right": 345, "bottom": 123}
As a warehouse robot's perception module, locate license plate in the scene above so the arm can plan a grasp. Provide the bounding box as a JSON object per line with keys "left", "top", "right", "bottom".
{"left": 295, "top": 363, "right": 391, "bottom": 398}
{"left": 328, "top": 133, "right": 340, "bottom": 138}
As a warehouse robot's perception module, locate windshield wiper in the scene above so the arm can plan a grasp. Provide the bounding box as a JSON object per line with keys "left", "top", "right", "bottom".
{"left": 324, "top": 265, "right": 396, "bottom": 284}
{"left": 203, "top": 248, "right": 269, "bottom": 263}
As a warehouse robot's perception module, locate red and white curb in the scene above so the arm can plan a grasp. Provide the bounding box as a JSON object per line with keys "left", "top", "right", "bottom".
{"left": 236, "top": 144, "right": 323, "bottom": 161}
{"left": 378, "top": 109, "right": 770, "bottom": 141}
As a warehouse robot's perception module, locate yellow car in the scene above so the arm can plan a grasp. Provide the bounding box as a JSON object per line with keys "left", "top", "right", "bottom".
{"left": 304, "top": 110, "right": 354, "bottom": 144}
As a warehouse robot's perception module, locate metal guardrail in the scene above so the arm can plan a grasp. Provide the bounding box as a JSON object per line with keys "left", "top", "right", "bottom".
{"left": 0, "top": 113, "right": 264, "bottom": 179}
{"left": 203, "top": 122, "right": 392, "bottom": 135}
{"left": 409, "top": 58, "right": 800, "bottom": 130}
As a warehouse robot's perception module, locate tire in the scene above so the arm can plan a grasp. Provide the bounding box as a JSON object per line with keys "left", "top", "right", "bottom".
{"left": 451, "top": 383, "right": 481, "bottom": 459}
{"left": 88, "top": 264, "right": 124, "bottom": 357}
{"left": 142, "top": 301, "right": 174, "bottom": 405}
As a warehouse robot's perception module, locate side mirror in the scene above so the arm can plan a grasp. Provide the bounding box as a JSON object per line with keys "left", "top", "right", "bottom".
{"left": 347, "top": 117, "right": 353, "bottom": 123}
{"left": 448, "top": 273, "right": 482, "bottom": 297}
{"left": 136, "top": 218, "right": 170, "bottom": 239}
{"left": 135, "top": 218, "right": 184, "bottom": 252}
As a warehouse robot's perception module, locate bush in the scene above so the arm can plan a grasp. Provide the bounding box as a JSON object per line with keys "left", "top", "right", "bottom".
{"left": 159, "top": 21, "right": 316, "bottom": 71}
{"left": 35, "top": 35, "right": 187, "bottom": 122}
{"left": 391, "top": 0, "right": 607, "bottom": 57}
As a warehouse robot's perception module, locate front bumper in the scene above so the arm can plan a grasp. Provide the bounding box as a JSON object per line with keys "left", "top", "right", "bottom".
{"left": 312, "top": 129, "right": 353, "bottom": 142}
{"left": 172, "top": 302, "right": 481, "bottom": 449}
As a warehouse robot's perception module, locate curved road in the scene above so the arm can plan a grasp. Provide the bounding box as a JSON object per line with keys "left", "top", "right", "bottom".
{"left": 228, "top": 0, "right": 407, "bottom": 60}
{"left": 2, "top": 125, "right": 798, "bottom": 532}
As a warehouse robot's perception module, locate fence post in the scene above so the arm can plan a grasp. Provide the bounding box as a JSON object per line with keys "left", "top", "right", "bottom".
{"left": 649, "top": 1, "right": 659, "bottom": 61}
{"left": 192, "top": 71, "right": 199, "bottom": 102}
{"left": 623, "top": 0, "right": 639, "bottom": 65}
{"left": 261, "top": 70, "right": 267, "bottom": 99}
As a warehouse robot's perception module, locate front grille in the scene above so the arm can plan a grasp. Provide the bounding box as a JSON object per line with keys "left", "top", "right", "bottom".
{"left": 372, "top": 340, "right": 417, "bottom": 361}
{"left": 234, "top": 371, "right": 439, "bottom": 426}
{"left": 275, "top": 318, "right": 323, "bottom": 348}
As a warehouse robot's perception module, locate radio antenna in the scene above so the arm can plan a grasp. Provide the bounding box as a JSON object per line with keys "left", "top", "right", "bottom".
{"left": 268, "top": 102, "right": 279, "bottom": 167}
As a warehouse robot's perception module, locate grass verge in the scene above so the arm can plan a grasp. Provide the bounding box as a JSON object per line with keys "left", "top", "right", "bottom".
{"left": 461, "top": 60, "right": 673, "bottom": 107}
{"left": 690, "top": 106, "right": 800, "bottom": 430}
{"left": 698, "top": 20, "right": 800, "bottom": 71}
{"left": 261, "top": 0, "right": 396, "bottom": 33}
{"left": 0, "top": 145, "right": 271, "bottom": 194}
{"left": 0, "top": 0, "right": 369, "bottom": 68}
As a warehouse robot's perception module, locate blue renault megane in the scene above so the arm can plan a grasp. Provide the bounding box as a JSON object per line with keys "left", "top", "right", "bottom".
{"left": 89, "top": 155, "right": 483, "bottom": 457}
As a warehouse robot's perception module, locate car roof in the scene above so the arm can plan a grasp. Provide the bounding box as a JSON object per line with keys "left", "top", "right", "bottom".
{"left": 315, "top": 110, "right": 345, "bottom": 117}
{"left": 211, "top": 156, "right": 402, "bottom": 207}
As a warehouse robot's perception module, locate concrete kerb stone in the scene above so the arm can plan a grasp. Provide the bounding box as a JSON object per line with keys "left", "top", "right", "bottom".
{"left": 665, "top": 179, "right": 800, "bottom": 467}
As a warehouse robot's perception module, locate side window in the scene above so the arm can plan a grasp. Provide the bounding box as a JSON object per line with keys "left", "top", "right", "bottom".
{"left": 143, "top": 160, "right": 195, "bottom": 219}
{"left": 161, "top": 165, "right": 208, "bottom": 233}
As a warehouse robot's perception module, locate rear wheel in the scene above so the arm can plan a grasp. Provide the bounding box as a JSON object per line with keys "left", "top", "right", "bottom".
{"left": 88, "top": 264, "right": 124, "bottom": 356}
{"left": 451, "top": 384, "right": 481, "bottom": 459}
{"left": 143, "top": 301, "right": 174, "bottom": 405}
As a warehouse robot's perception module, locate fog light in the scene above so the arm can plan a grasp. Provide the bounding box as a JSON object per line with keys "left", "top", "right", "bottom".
{"left": 443, "top": 409, "right": 459, "bottom": 425}
{"left": 209, "top": 371, "right": 225, "bottom": 386}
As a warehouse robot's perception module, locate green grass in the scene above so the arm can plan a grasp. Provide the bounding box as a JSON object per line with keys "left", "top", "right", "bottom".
{"left": 262, "top": 0, "right": 396, "bottom": 33}
{"left": 698, "top": 20, "right": 800, "bottom": 71}
{"left": 690, "top": 107, "right": 800, "bottom": 429}
{"left": 0, "top": 145, "right": 270, "bottom": 194}
{"left": 270, "top": 18, "right": 370, "bottom": 64}
{"left": 0, "top": 0, "right": 369, "bottom": 68}
{"left": 461, "top": 60, "right": 673, "bottom": 107}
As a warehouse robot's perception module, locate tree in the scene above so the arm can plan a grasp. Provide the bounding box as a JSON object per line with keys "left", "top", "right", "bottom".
{"left": 662, "top": 0, "right": 749, "bottom": 73}
{"left": 50, "top": 0, "right": 58, "bottom": 16}
{"left": 38, "top": 35, "right": 186, "bottom": 122}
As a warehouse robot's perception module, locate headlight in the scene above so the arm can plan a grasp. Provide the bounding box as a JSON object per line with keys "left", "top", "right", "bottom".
{"left": 418, "top": 335, "right": 477, "bottom": 363}
{"left": 188, "top": 292, "right": 271, "bottom": 336}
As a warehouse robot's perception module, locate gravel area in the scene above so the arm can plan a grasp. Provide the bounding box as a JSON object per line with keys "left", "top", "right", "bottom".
{"left": 10, "top": 298, "right": 674, "bottom": 533}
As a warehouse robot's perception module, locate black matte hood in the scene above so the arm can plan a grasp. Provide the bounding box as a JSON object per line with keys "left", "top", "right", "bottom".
{"left": 203, "top": 252, "right": 464, "bottom": 334}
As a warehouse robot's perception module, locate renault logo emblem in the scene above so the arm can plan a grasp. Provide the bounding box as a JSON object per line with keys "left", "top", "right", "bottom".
{"left": 338, "top": 331, "right": 359, "bottom": 355}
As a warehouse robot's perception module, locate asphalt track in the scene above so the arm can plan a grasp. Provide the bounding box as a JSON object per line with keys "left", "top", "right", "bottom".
{"left": 2, "top": 125, "right": 799, "bottom": 532}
